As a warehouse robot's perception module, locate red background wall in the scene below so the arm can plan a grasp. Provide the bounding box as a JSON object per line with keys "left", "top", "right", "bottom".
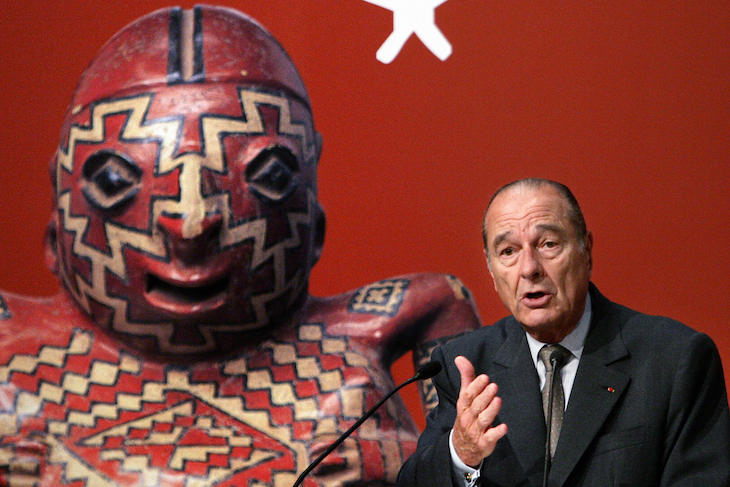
{"left": 1, "top": 1, "right": 728, "bottom": 430}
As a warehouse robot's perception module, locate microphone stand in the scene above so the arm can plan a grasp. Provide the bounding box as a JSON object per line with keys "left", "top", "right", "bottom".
{"left": 542, "top": 352, "right": 565, "bottom": 487}
{"left": 292, "top": 362, "right": 441, "bottom": 487}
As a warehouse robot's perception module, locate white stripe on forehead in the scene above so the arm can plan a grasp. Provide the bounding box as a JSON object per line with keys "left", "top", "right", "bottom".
{"left": 180, "top": 9, "right": 196, "bottom": 82}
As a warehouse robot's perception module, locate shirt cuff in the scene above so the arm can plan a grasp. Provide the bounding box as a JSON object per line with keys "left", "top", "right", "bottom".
{"left": 449, "top": 429, "right": 482, "bottom": 487}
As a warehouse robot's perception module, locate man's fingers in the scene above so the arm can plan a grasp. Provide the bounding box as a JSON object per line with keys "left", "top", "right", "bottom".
{"left": 456, "top": 357, "right": 494, "bottom": 417}
{"left": 457, "top": 379, "right": 490, "bottom": 416}
{"left": 470, "top": 382, "right": 498, "bottom": 417}
{"left": 454, "top": 356, "right": 475, "bottom": 390}
{"left": 482, "top": 423, "right": 509, "bottom": 449}
{"left": 475, "top": 393, "right": 501, "bottom": 429}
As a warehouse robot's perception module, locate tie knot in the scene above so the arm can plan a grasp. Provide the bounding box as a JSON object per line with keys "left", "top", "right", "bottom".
{"left": 538, "top": 344, "right": 572, "bottom": 372}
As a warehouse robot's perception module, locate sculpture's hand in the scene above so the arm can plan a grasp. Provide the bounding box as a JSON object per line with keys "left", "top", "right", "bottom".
{"left": 451, "top": 356, "right": 508, "bottom": 468}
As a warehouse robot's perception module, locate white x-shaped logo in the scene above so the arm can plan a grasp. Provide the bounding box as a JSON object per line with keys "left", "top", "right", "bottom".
{"left": 363, "top": 0, "right": 453, "bottom": 64}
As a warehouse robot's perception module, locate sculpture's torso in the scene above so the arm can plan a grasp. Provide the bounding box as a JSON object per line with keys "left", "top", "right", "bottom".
{"left": 0, "top": 291, "right": 426, "bottom": 487}
{"left": 0, "top": 272, "right": 477, "bottom": 486}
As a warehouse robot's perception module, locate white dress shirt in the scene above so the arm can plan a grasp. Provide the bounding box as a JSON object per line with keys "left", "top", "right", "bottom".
{"left": 450, "top": 295, "right": 592, "bottom": 486}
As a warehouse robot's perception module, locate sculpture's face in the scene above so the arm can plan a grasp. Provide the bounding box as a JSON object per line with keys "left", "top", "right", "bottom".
{"left": 52, "top": 84, "right": 322, "bottom": 355}
{"left": 48, "top": 7, "right": 323, "bottom": 355}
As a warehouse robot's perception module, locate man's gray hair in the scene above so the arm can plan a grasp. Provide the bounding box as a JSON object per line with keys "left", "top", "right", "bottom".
{"left": 482, "top": 178, "right": 588, "bottom": 260}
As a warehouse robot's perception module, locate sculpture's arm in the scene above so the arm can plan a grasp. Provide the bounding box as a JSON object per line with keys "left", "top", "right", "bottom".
{"left": 371, "top": 273, "right": 481, "bottom": 415}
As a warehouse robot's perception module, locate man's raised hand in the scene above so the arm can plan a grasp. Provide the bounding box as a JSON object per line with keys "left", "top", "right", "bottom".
{"left": 451, "top": 356, "right": 508, "bottom": 467}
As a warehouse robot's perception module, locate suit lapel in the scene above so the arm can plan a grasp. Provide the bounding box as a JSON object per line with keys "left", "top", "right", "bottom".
{"left": 550, "top": 287, "right": 631, "bottom": 486}
{"left": 490, "top": 318, "right": 547, "bottom": 486}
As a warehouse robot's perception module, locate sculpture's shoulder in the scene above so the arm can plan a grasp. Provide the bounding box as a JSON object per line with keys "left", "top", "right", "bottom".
{"left": 308, "top": 272, "right": 481, "bottom": 346}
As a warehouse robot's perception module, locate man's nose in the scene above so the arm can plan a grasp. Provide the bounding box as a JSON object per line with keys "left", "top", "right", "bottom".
{"left": 156, "top": 212, "right": 223, "bottom": 264}
{"left": 519, "top": 247, "right": 544, "bottom": 280}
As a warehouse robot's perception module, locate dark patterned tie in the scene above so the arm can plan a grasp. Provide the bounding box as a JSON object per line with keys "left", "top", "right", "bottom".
{"left": 539, "top": 344, "right": 572, "bottom": 458}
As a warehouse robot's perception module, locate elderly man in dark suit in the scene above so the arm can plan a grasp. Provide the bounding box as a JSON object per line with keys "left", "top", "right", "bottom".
{"left": 398, "top": 178, "right": 730, "bottom": 486}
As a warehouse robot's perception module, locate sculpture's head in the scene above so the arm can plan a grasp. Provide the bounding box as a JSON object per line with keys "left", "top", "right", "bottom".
{"left": 46, "top": 5, "right": 325, "bottom": 357}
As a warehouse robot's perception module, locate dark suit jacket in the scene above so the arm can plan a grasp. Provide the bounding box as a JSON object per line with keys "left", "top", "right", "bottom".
{"left": 398, "top": 284, "right": 730, "bottom": 486}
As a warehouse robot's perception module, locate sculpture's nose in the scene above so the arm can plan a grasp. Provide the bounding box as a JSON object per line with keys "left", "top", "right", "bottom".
{"left": 156, "top": 212, "right": 223, "bottom": 264}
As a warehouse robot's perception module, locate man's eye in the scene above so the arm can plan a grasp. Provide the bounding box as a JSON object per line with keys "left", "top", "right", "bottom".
{"left": 542, "top": 240, "right": 562, "bottom": 252}
{"left": 82, "top": 151, "right": 141, "bottom": 210}
{"left": 500, "top": 247, "right": 515, "bottom": 256}
{"left": 245, "top": 146, "right": 300, "bottom": 203}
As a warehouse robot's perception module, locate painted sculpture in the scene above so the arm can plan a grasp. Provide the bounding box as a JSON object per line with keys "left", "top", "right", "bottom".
{"left": 0, "top": 6, "right": 480, "bottom": 486}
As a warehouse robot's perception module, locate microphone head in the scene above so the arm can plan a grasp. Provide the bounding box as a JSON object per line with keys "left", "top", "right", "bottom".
{"left": 414, "top": 361, "right": 442, "bottom": 380}
{"left": 549, "top": 348, "right": 569, "bottom": 367}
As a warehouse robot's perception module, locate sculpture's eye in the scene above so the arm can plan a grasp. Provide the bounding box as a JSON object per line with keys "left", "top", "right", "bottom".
{"left": 82, "top": 151, "right": 142, "bottom": 210}
{"left": 245, "top": 146, "right": 300, "bottom": 203}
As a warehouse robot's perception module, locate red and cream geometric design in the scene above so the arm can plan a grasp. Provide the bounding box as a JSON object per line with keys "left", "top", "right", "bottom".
{"left": 0, "top": 322, "right": 417, "bottom": 485}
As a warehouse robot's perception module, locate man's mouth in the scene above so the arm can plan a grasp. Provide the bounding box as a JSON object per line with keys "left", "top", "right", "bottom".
{"left": 145, "top": 273, "right": 229, "bottom": 313}
{"left": 522, "top": 291, "right": 551, "bottom": 307}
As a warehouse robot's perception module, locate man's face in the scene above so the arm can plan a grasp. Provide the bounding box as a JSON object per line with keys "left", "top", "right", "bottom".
{"left": 51, "top": 84, "right": 323, "bottom": 355}
{"left": 484, "top": 184, "right": 592, "bottom": 342}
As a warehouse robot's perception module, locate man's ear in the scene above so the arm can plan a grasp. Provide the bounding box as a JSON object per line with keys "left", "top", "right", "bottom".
{"left": 584, "top": 231, "right": 594, "bottom": 271}
{"left": 44, "top": 217, "right": 59, "bottom": 275}
{"left": 482, "top": 247, "right": 490, "bottom": 271}
{"left": 483, "top": 247, "right": 500, "bottom": 294}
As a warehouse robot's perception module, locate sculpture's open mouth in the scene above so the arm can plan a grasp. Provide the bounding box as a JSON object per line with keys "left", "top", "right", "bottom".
{"left": 145, "top": 273, "right": 229, "bottom": 313}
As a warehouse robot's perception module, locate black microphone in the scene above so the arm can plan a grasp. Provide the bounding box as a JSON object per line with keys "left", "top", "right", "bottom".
{"left": 412, "top": 360, "right": 442, "bottom": 381}
{"left": 549, "top": 348, "right": 568, "bottom": 369}
{"left": 292, "top": 360, "right": 442, "bottom": 486}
